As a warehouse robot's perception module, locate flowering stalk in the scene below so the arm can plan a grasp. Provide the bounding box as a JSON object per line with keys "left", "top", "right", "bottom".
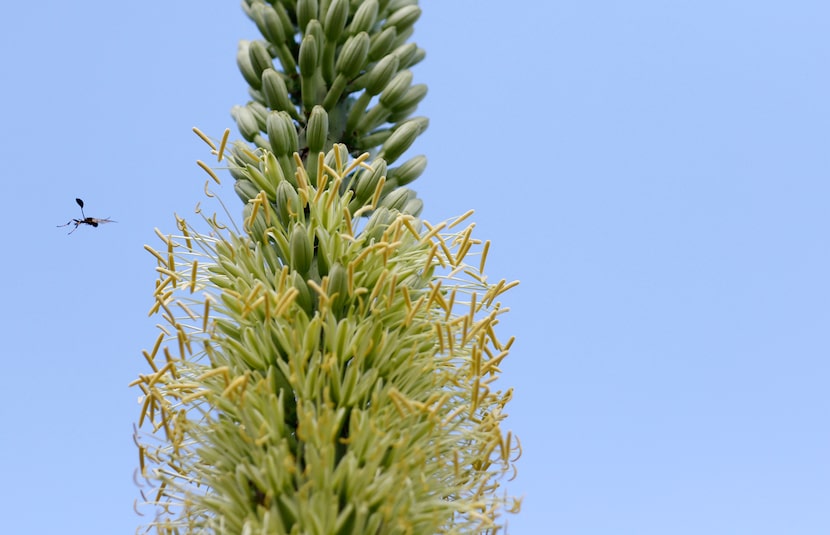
{"left": 133, "top": 1, "right": 520, "bottom": 533}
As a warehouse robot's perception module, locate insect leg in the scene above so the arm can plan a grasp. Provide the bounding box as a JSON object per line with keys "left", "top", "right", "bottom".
{"left": 66, "top": 220, "right": 81, "bottom": 235}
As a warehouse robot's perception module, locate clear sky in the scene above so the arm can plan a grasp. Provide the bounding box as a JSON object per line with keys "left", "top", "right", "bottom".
{"left": 1, "top": 1, "right": 828, "bottom": 533}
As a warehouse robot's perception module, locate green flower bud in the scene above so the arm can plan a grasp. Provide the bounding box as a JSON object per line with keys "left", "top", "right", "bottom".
{"left": 236, "top": 41, "right": 262, "bottom": 89}
{"left": 362, "top": 207, "right": 397, "bottom": 242}
{"left": 387, "top": 155, "right": 426, "bottom": 187}
{"left": 384, "top": 5, "right": 421, "bottom": 33}
{"left": 376, "top": 118, "right": 426, "bottom": 163}
{"left": 261, "top": 151, "right": 286, "bottom": 190}
{"left": 247, "top": 101, "right": 269, "bottom": 130}
{"left": 387, "top": 102, "right": 418, "bottom": 124}
{"left": 327, "top": 262, "right": 349, "bottom": 314}
{"left": 276, "top": 180, "right": 300, "bottom": 226}
{"left": 348, "top": 0, "right": 378, "bottom": 35}
{"left": 378, "top": 186, "right": 413, "bottom": 212}
{"left": 266, "top": 111, "right": 299, "bottom": 157}
{"left": 261, "top": 69, "right": 295, "bottom": 115}
{"left": 234, "top": 178, "right": 262, "bottom": 204}
{"left": 354, "top": 159, "right": 387, "bottom": 204}
{"left": 272, "top": 2, "right": 293, "bottom": 37}
{"left": 403, "top": 46, "right": 427, "bottom": 69}
{"left": 323, "top": 0, "right": 349, "bottom": 43}
{"left": 315, "top": 228, "right": 331, "bottom": 277}
{"left": 402, "top": 196, "right": 423, "bottom": 217}
{"left": 248, "top": 40, "right": 274, "bottom": 81}
{"left": 296, "top": 0, "right": 318, "bottom": 32}
{"left": 378, "top": 70, "right": 413, "bottom": 109}
{"left": 290, "top": 271, "right": 314, "bottom": 316}
{"left": 390, "top": 42, "right": 417, "bottom": 67}
{"left": 364, "top": 54, "right": 399, "bottom": 96}
{"left": 335, "top": 32, "right": 370, "bottom": 78}
{"left": 306, "top": 105, "right": 329, "bottom": 155}
{"left": 231, "top": 105, "right": 260, "bottom": 141}
{"left": 230, "top": 141, "right": 260, "bottom": 167}
{"left": 289, "top": 223, "right": 313, "bottom": 275}
{"left": 390, "top": 83, "right": 427, "bottom": 113}
{"left": 368, "top": 26, "right": 397, "bottom": 61}
{"left": 251, "top": 3, "right": 286, "bottom": 45}
{"left": 305, "top": 19, "right": 325, "bottom": 58}
{"left": 299, "top": 33, "right": 319, "bottom": 79}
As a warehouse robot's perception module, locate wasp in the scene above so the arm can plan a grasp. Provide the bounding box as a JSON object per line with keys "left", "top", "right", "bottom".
{"left": 58, "top": 198, "right": 116, "bottom": 235}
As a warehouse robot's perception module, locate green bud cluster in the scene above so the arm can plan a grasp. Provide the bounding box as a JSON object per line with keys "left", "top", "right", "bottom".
{"left": 227, "top": 142, "right": 423, "bottom": 314}
{"left": 234, "top": 0, "right": 429, "bottom": 213}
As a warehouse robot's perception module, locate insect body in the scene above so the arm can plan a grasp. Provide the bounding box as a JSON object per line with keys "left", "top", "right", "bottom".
{"left": 58, "top": 198, "right": 116, "bottom": 235}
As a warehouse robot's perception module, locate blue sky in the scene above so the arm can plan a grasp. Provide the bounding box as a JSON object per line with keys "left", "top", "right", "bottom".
{"left": 1, "top": 1, "right": 828, "bottom": 533}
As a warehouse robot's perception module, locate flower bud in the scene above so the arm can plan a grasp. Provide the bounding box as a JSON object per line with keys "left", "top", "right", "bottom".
{"left": 327, "top": 262, "right": 349, "bottom": 314}
{"left": 276, "top": 180, "right": 300, "bottom": 226}
{"left": 377, "top": 118, "right": 426, "bottom": 163}
{"left": 261, "top": 69, "right": 294, "bottom": 114}
{"left": 390, "top": 83, "right": 427, "bottom": 113}
{"left": 237, "top": 41, "right": 262, "bottom": 89}
{"left": 248, "top": 40, "right": 274, "bottom": 81}
{"left": 354, "top": 159, "right": 387, "bottom": 205}
{"left": 306, "top": 105, "right": 329, "bottom": 155}
{"left": 296, "top": 0, "right": 318, "bottom": 32}
{"left": 384, "top": 5, "right": 421, "bottom": 33}
{"left": 390, "top": 42, "right": 417, "bottom": 67}
{"left": 323, "top": 0, "right": 349, "bottom": 43}
{"left": 364, "top": 54, "right": 399, "bottom": 96}
{"left": 378, "top": 187, "right": 413, "bottom": 212}
{"left": 335, "top": 32, "right": 370, "bottom": 78}
{"left": 231, "top": 105, "right": 260, "bottom": 141}
{"left": 299, "top": 34, "right": 319, "bottom": 79}
{"left": 387, "top": 155, "right": 427, "bottom": 187}
{"left": 368, "top": 27, "right": 397, "bottom": 61}
{"left": 234, "top": 178, "right": 261, "bottom": 204}
{"left": 289, "top": 224, "right": 313, "bottom": 275}
{"left": 378, "top": 70, "right": 413, "bottom": 109}
{"left": 402, "top": 197, "right": 423, "bottom": 217}
{"left": 349, "top": 0, "right": 378, "bottom": 35}
{"left": 290, "top": 271, "right": 313, "bottom": 316}
{"left": 266, "top": 111, "right": 298, "bottom": 157}
{"left": 251, "top": 3, "right": 286, "bottom": 45}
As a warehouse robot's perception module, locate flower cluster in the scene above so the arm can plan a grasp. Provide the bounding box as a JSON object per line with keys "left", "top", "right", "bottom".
{"left": 133, "top": 141, "right": 520, "bottom": 533}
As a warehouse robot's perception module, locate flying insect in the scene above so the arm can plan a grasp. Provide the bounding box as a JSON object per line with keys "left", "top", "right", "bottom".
{"left": 58, "top": 198, "right": 116, "bottom": 235}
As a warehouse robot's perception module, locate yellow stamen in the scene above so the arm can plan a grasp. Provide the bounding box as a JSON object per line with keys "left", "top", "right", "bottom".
{"left": 197, "top": 160, "right": 221, "bottom": 184}
{"left": 144, "top": 245, "right": 167, "bottom": 266}
{"left": 217, "top": 128, "right": 230, "bottom": 162}
{"left": 448, "top": 209, "right": 475, "bottom": 229}
{"left": 479, "top": 240, "right": 491, "bottom": 274}
{"left": 192, "top": 127, "right": 216, "bottom": 150}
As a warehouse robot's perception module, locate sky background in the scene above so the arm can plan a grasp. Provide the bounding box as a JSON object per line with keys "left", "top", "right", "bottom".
{"left": 1, "top": 1, "right": 828, "bottom": 533}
